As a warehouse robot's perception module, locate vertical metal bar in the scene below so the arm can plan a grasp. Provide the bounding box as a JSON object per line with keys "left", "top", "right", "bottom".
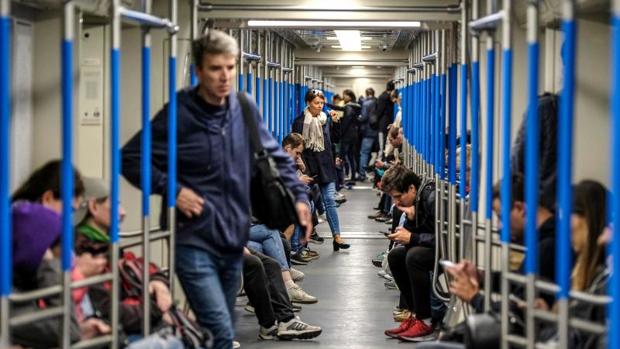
{"left": 62, "top": 3, "right": 75, "bottom": 348}
{"left": 238, "top": 30, "right": 244, "bottom": 92}
{"left": 483, "top": 0, "right": 496, "bottom": 313}
{"left": 189, "top": 0, "right": 197, "bottom": 86}
{"left": 247, "top": 31, "right": 253, "bottom": 97}
{"left": 525, "top": 2, "right": 540, "bottom": 348}
{"left": 610, "top": 1, "right": 620, "bottom": 348}
{"left": 440, "top": 30, "right": 447, "bottom": 182}
{"left": 275, "top": 39, "right": 280, "bottom": 138}
{"left": 557, "top": 2, "right": 576, "bottom": 348}
{"left": 459, "top": 0, "right": 469, "bottom": 261}
{"left": 168, "top": 0, "right": 178, "bottom": 299}
{"left": 470, "top": 0, "right": 481, "bottom": 263}
{"left": 500, "top": 1, "right": 513, "bottom": 348}
{"left": 110, "top": 0, "right": 121, "bottom": 347}
{"left": 256, "top": 31, "right": 261, "bottom": 107}
{"left": 263, "top": 31, "right": 269, "bottom": 127}
{"left": 141, "top": 0, "right": 152, "bottom": 337}
{"left": 449, "top": 28, "right": 459, "bottom": 262}
{"left": 0, "top": 0, "right": 10, "bottom": 346}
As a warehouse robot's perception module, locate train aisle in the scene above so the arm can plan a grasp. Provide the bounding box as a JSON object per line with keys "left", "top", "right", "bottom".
{"left": 235, "top": 186, "right": 405, "bottom": 349}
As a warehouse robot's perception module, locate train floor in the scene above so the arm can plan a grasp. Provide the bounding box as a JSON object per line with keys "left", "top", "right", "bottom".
{"left": 235, "top": 185, "right": 410, "bottom": 349}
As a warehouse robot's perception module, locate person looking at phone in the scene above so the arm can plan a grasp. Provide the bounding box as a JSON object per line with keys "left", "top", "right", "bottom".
{"left": 380, "top": 165, "right": 437, "bottom": 341}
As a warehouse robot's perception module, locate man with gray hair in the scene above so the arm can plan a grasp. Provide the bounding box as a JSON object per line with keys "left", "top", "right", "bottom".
{"left": 122, "top": 29, "right": 311, "bottom": 349}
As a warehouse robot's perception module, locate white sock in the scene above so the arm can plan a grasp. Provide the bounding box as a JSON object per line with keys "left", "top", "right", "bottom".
{"left": 285, "top": 280, "right": 296, "bottom": 290}
{"left": 421, "top": 318, "right": 432, "bottom": 326}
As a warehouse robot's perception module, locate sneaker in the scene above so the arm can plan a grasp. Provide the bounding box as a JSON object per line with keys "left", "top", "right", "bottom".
{"left": 368, "top": 211, "right": 384, "bottom": 219}
{"left": 299, "top": 249, "right": 319, "bottom": 261}
{"left": 375, "top": 215, "right": 390, "bottom": 223}
{"left": 290, "top": 253, "right": 311, "bottom": 265}
{"left": 244, "top": 304, "right": 255, "bottom": 313}
{"left": 372, "top": 252, "right": 386, "bottom": 268}
{"left": 290, "top": 268, "right": 305, "bottom": 282}
{"left": 233, "top": 341, "right": 241, "bottom": 348}
{"left": 309, "top": 231, "right": 324, "bottom": 244}
{"left": 384, "top": 280, "right": 397, "bottom": 290}
{"left": 259, "top": 324, "right": 278, "bottom": 340}
{"left": 385, "top": 316, "right": 416, "bottom": 339}
{"left": 393, "top": 309, "right": 412, "bottom": 322}
{"left": 288, "top": 284, "right": 318, "bottom": 304}
{"left": 277, "top": 316, "right": 322, "bottom": 340}
{"left": 292, "top": 303, "right": 302, "bottom": 312}
{"left": 398, "top": 318, "right": 435, "bottom": 342}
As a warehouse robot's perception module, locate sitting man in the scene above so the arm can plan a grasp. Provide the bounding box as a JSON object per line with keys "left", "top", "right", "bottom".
{"left": 242, "top": 247, "right": 322, "bottom": 340}
{"left": 73, "top": 177, "right": 174, "bottom": 336}
{"left": 381, "top": 165, "right": 437, "bottom": 342}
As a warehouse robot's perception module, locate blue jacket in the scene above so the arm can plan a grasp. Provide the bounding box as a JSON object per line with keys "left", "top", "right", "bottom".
{"left": 122, "top": 88, "right": 307, "bottom": 255}
{"left": 359, "top": 97, "right": 378, "bottom": 139}
{"left": 292, "top": 114, "right": 337, "bottom": 184}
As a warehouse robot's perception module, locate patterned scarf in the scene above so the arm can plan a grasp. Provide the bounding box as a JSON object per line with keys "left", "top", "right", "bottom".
{"left": 302, "top": 108, "right": 327, "bottom": 152}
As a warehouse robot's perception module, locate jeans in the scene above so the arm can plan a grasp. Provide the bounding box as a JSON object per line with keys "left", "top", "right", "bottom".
{"left": 126, "top": 334, "right": 184, "bottom": 349}
{"left": 319, "top": 182, "right": 341, "bottom": 237}
{"left": 388, "top": 245, "right": 435, "bottom": 319}
{"left": 243, "top": 251, "right": 295, "bottom": 328}
{"left": 358, "top": 137, "right": 375, "bottom": 178}
{"left": 176, "top": 245, "right": 242, "bottom": 349}
{"left": 247, "top": 224, "right": 289, "bottom": 271}
{"left": 340, "top": 141, "right": 358, "bottom": 180}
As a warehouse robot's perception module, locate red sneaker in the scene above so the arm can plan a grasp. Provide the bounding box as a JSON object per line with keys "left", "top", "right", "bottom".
{"left": 384, "top": 316, "right": 416, "bottom": 339}
{"left": 398, "top": 318, "right": 435, "bottom": 342}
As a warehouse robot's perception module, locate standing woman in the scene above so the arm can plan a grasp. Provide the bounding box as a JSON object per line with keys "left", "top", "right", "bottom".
{"left": 293, "top": 89, "right": 350, "bottom": 251}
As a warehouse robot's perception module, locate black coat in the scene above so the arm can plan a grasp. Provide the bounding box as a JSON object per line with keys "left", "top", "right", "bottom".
{"left": 327, "top": 102, "right": 361, "bottom": 143}
{"left": 375, "top": 91, "right": 394, "bottom": 134}
{"left": 292, "top": 114, "right": 337, "bottom": 184}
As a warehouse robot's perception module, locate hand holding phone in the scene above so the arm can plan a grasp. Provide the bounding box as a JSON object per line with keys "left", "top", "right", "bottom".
{"left": 439, "top": 259, "right": 456, "bottom": 269}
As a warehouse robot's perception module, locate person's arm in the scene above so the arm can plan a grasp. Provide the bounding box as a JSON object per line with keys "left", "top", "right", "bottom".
{"left": 326, "top": 103, "right": 346, "bottom": 111}
{"left": 121, "top": 104, "right": 182, "bottom": 197}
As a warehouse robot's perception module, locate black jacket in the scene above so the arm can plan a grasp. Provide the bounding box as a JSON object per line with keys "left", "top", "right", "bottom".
{"left": 403, "top": 180, "right": 436, "bottom": 248}
{"left": 327, "top": 102, "right": 361, "bottom": 143}
{"left": 375, "top": 91, "right": 394, "bottom": 134}
{"left": 359, "top": 97, "right": 379, "bottom": 139}
{"left": 292, "top": 114, "right": 337, "bottom": 184}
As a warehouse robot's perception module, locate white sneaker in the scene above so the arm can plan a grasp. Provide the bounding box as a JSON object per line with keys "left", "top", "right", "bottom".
{"left": 290, "top": 268, "right": 305, "bottom": 282}
{"left": 277, "top": 316, "right": 322, "bottom": 340}
{"left": 287, "top": 284, "right": 318, "bottom": 304}
{"left": 233, "top": 340, "right": 241, "bottom": 348}
{"left": 258, "top": 324, "right": 278, "bottom": 340}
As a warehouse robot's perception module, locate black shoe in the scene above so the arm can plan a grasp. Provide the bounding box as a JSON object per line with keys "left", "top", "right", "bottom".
{"left": 291, "top": 253, "right": 310, "bottom": 265}
{"left": 333, "top": 239, "right": 351, "bottom": 252}
{"left": 309, "top": 231, "right": 324, "bottom": 244}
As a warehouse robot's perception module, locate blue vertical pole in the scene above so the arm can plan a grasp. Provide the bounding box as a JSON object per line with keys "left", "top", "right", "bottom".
{"left": 238, "top": 72, "right": 244, "bottom": 92}
{"left": 256, "top": 75, "right": 260, "bottom": 106}
{"left": 610, "top": 3, "right": 620, "bottom": 349}
{"left": 440, "top": 70, "right": 447, "bottom": 179}
{"left": 471, "top": 56, "right": 481, "bottom": 213}
{"left": 247, "top": 72, "right": 253, "bottom": 95}
{"left": 61, "top": 17, "right": 74, "bottom": 274}
{"left": 500, "top": 47, "right": 513, "bottom": 245}
{"left": 448, "top": 64, "right": 458, "bottom": 185}
{"left": 141, "top": 44, "right": 151, "bottom": 220}
{"left": 484, "top": 44, "right": 495, "bottom": 221}
{"left": 0, "top": 8, "right": 11, "bottom": 345}
{"left": 168, "top": 16, "right": 178, "bottom": 298}
{"left": 189, "top": 63, "right": 197, "bottom": 86}
{"left": 434, "top": 73, "right": 440, "bottom": 174}
{"left": 557, "top": 4, "right": 576, "bottom": 347}
{"left": 263, "top": 76, "right": 269, "bottom": 129}
{"left": 460, "top": 62, "right": 468, "bottom": 197}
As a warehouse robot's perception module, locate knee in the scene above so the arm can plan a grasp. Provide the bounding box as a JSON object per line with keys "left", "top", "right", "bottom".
{"left": 387, "top": 247, "right": 405, "bottom": 269}
{"left": 262, "top": 255, "right": 281, "bottom": 273}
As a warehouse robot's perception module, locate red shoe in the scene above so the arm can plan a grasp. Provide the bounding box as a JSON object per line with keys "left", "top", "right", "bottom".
{"left": 398, "top": 318, "right": 435, "bottom": 342}
{"left": 384, "top": 316, "right": 416, "bottom": 339}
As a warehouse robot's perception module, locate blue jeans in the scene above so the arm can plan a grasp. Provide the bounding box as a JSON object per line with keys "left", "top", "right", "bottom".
{"left": 126, "top": 334, "right": 184, "bottom": 349}
{"left": 175, "top": 245, "right": 242, "bottom": 349}
{"left": 319, "top": 182, "right": 341, "bottom": 237}
{"left": 358, "top": 137, "right": 375, "bottom": 178}
{"left": 248, "top": 224, "right": 289, "bottom": 271}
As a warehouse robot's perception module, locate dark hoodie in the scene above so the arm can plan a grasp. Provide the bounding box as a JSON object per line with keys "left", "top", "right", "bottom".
{"left": 122, "top": 88, "right": 308, "bottom": 256}
{"left": 327, "top": 102, "right": 362, "bottom": 143}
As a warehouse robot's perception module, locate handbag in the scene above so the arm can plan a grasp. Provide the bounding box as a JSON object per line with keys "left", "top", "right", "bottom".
{"left": 237, "top": 92, "right": 300, "bottom": 231}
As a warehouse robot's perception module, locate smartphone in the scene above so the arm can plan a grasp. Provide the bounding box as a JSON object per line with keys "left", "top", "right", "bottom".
{"left": 383, "top": 232, "right": 391, "bottom": 238}
{"left": 439, "top": 259, "right": 456, "bottom": 269}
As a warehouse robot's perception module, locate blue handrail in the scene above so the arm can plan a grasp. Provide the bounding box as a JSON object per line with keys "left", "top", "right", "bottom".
{"left": 471, "top": 60, "right": 481, "bottom": 212}
{"left": 440, "top": 72, "right": 447, "bottom": 180}
{"left": 110, "top": 48, "right": 120, "bottom": 245}
{"left": 0, "top": 14, "right": 11, "bottom": 295}
{"left": 460, "top": 62, "right": 468, "bottom": 197}
{"left": 238, "top": 73, "right": 244, "bottom": 92}
{"left": 524, "top": 40, "right": 540, "bottom": 275}
{"left": 500, "top": 48, "right": 513, "bottom": 244}
{"left": 189, "top": 63, "right": 197, "bottom": 86}
{"left": 484, "top": 46, "right": 495, "bottom": 220}
{"left": 556, "top": 18, "right": 576, "bottom": 300}
{"left": 448, "top": 64, "right": 458, "bottom": 185}
{"left": 610, "top": 9, "right": 620, "bottom": 349}
{"left": 167, "top": 56, "right": 177, "bottom": 208}
{"left": 141, "top": 45, "right": 151, "bottom": 217}
{"left": 247, "top": 72, "right": 253, "bottom": 95}
{"left": 61, "top": 38, "right": 74, "bottom": 271}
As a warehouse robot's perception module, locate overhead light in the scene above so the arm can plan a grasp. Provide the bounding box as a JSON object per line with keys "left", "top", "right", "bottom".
{"left": 335, "top": 30, "right": 361, "bottom": 51}
{"left": 247, "top": 20, "right": 421, "bottom": 28}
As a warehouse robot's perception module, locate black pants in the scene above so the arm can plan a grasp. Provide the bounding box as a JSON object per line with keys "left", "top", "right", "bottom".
{"left": 340, "top": 141, "right": 358, "bottom": 179}
{"left": 388, "top": 207, "right": 403, "bottom": 250}
{"left": 280, "top": 235, "right": 292, "bottom": 267}
{"left": 388, "top": 245, "right": 435, "bottom": 319}
{"left": 243, "top": 250, "right": 295, "bottom": 328}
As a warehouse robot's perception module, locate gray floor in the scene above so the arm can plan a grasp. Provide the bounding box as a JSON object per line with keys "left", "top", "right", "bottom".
{"left": 235, "top": 186, "right": 410, "bottom": 349}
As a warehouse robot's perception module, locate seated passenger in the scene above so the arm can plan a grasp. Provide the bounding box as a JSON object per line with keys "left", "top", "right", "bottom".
{"left": 445, "top": 173, "right": 557, "bottom": 312}
{"left": 242, "top": 247, "right": 322, "bottom": 340}
{"left": 248, "top": 224, "right": 317, "bottom": 304}
{"left": 72, "top": 177, "right": 173, "bottom": 336}
{"left": 10, "top": 202, "right": 83, "bottom": 347}
{"left": 381, "top": 165, "right": 437, "bottom": 341}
